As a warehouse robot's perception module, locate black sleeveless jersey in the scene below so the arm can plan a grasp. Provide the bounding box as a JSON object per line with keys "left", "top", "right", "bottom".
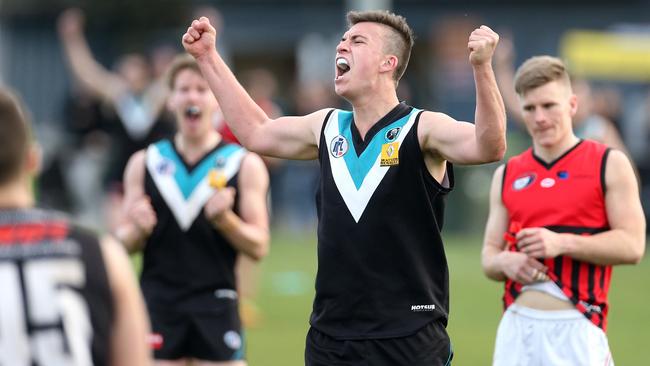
{"left": 0, "top": 208, "right": 113, "bottom": 365}
{"left": 142, "top": 138, "right": 247, "bottom": 310}
{"left": 311, "top": 103, "right": 454, "bottom": 339}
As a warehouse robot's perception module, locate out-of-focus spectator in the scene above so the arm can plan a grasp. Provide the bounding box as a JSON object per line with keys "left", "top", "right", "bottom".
{"left": 57, "top": 8, "right": 176, "bottom": 230}
{"left": 428, "top": 15, "right": 481, "bottom": 121}
{"left": 494, "top": 34, "right": 630, "bottom": 154}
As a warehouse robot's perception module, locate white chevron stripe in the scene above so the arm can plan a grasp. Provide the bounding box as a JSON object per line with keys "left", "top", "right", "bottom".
{"left": 146, "top": 145, "right": 246, "bottom": 231}
{"left": 324, "top": 110, "right": 418, "bottom": 223}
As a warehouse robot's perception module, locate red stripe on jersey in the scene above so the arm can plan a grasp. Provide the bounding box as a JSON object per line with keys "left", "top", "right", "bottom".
{"left": 578, "top": 262, "right": 590, "bottom": 304}
{"left": 0, "top": 221, "right": 69, "bottom": 244}
{"left": 561, "top": 256, "right": 574, "bottom": 299}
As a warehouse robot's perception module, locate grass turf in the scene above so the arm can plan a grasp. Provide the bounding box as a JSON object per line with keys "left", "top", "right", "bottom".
{"left": 243, "top": 232, "right": 650, "bottom": 365}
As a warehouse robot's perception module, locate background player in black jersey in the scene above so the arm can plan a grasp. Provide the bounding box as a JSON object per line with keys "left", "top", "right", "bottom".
{"left": 481, "top": 56, "right": 645, "bottom": 365}
{"left": 0, "top": 88, "right": 151, "bottom": 365}
{"left": 182, "top": 9, "right": 505, "bottom": 366}
{"left": 115, "top": 55, "right": 270, "bottom": 366}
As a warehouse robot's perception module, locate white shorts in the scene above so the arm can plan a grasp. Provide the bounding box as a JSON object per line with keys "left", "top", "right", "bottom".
{"left": 493, "top": 304, "right": 614, "bottom": 366}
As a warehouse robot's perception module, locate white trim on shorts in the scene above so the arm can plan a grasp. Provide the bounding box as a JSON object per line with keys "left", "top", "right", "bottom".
{"left": 493, "top": 304, "right": 614, "bottom": 366}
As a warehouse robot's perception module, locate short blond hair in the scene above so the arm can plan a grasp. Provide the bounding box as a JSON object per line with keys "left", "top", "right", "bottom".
{"left": 347, "top": 10, "right": 414, "bottom": 83}
{"left": 166, "top": 54, "right": 201, "bottom": 89}
{"left": 514, "top": 55, "right": 571, "bottom": 96}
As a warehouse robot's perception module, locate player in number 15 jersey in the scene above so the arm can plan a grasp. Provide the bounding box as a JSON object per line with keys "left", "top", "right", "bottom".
{"left": 0, "top": 88, "right": 151, "bottom": 366}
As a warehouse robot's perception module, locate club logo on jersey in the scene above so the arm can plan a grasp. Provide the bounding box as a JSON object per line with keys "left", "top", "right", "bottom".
{"left": 155, "top": 158, "right": 176, "bottom": 176}
{"left": 540, "top": 177, "right": 556, "bottom": 188}
{"left": 223, "top": 330, "right": 242, "bottom": 350}
{"left": 513, "top": 173, "right": 536, "bottom": 191}
{"left": 215, "top": 156, "right": 227, "bottom": 169}
{"left": 385, "top": 127, "right": 401, "bottom": 142}
{"left": 557, "top": 170, "right": 569, "bottom": 180}
{"left": 330, "top": 135, "right": 349, "bottom": 158}
{"left": 380, "top": 142, "right": 400, "bottom": 166}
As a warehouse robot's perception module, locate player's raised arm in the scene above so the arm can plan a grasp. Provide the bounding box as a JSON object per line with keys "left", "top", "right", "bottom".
{"left": 420, "top": 26, "right": 506, "bottom": 164}
{"left": 57, "top": 8, "right": 127, "bottom": 103}
{"left": 182, "top": 17, "right": 325, "bottom": 160}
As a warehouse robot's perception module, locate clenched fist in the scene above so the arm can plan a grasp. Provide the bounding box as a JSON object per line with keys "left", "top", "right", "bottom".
{"left": 182, "top": 17, "right": 218, "bottom": 60}
{"left": 468, "top": 25, "right": 499, "bottom": 66}
{"left": 204, "top": 187, "right": 236, "bottom": 222}
{"left": 126, "top": 195, "right": 157, "bottom": 236}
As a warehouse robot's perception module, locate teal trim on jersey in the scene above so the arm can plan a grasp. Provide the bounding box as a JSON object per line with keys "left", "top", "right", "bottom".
{"left": 230, "top": 330, "right": 246, "bottom": 360}
{"left": 338, "top": 109, "right": 415, "bottom": 189}
{"left": 155, "top": 140, "right": 242, "bottom": 199}
{"left": 444, "top": 343, "right": 454, "bottom": 366}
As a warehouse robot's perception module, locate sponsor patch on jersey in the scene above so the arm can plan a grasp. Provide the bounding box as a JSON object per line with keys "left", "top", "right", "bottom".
{"left": 223, "top": 330, "right": 242, "bottom": 350}
{"left": 385, "top": 127, "right": 401, "bottom": 142}
{"left": 513, "top": 173, "right": 536, "bottom": 191}
{"left": 540, "top": 177, "right": 556, "bottom": 188}
{"left": 156, "top": 158, "right": 176, "bottom": 175}
{"left": 557, "top": 170, "right": 569, "bottom": 180}
{"left": 380, "top": 142, "right": 400, "bottom": 166}
{"left": 330, "top": 135, "right": 349, "bottom": 158}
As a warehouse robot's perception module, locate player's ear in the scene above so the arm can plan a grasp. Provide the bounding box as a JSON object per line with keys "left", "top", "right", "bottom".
{"left": 380, "top": 55, "right": 398, "bottom": 74}
{"left": 166, "top": 91, "right": 177, "bottom": 112}
{"left": 25, "top": 143, "right": 42, "bottom": 177}
{"left": 569, "top": 93, "right": 578, "bottom": 117}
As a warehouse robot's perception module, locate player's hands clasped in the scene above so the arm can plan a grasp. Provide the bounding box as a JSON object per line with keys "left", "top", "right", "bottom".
{"left": 204, "top": 187, "right": 236, "bottom": 222}
{"left": 182, "top": 17, "right": 218, "bottom": 59}
{"left": 126, "top": 195, "right": 157, "bottom": 236}
{"left": 467, "top": 25, "right": 499, "bottom": 66}
{"left": 516, "top": 227, "right": 565, "bottom": 259}
{"left": 500, "top": 251, "right": 549, "bottom": 285}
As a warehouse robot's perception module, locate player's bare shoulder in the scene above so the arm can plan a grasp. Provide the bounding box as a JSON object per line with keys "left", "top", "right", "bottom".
{"left": 416, "top": 110, "right": 458, "bottom": 150}
{"left": 238, "top": 151, "right": 269, "bottom": 190}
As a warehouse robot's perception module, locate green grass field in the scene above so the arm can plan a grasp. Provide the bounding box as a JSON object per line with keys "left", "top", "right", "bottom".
{"left": 244, "top": 232, "right": 650, "bottom": 366}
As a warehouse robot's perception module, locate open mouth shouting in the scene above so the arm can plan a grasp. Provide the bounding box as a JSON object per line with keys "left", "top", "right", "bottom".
{"left": 185, "top": 105, "right": 202, "bottom": 122}
{"left": 335, "top": 57, "right": 350, "bottom": 80}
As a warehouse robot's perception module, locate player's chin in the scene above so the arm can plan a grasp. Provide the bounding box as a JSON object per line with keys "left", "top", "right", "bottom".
{"left": 334, "top": 84, "right": 352, "bottom": 99}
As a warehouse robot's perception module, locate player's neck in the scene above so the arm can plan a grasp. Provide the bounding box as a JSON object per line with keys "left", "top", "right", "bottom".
{"left": 175, "top": 132, "right": 222, "bottom": 164}
{"left": 0, "top": 179, "right": 34, "bottom": 209}
{"left": 351, "top": 91, "right": 399, "bottom": 140}
{"left": 534, "top": 134, "right": 581, "bottom": 163}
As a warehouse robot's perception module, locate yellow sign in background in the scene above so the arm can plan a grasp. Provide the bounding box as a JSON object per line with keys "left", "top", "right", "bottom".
{"left": 560, "top": 30, "right": 650, "bottom": 82}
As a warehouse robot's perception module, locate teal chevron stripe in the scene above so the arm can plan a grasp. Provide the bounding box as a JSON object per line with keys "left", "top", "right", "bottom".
{"left": 155, "top": 141, "right": 242, "bottom": 199}
{"left": 338, "top": 111, "right": 413, "bottom": 189}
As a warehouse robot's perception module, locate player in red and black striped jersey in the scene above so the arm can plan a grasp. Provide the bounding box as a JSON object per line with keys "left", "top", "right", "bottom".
{"left": 0, "top": 88, "right": 151, "bottom": 366}
{"left": 482, "top": 56, "right": 645, "bottom": 366}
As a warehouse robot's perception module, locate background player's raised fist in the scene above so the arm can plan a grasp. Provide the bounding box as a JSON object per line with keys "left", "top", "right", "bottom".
{"left": 467, "top": 25, "right": 499, "bottom": 66}
{"left": 57, "top": 8, "right": 84, "bottom": 38}
{"left": 182, "top": 17, "right": 217, "bottom": 59}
